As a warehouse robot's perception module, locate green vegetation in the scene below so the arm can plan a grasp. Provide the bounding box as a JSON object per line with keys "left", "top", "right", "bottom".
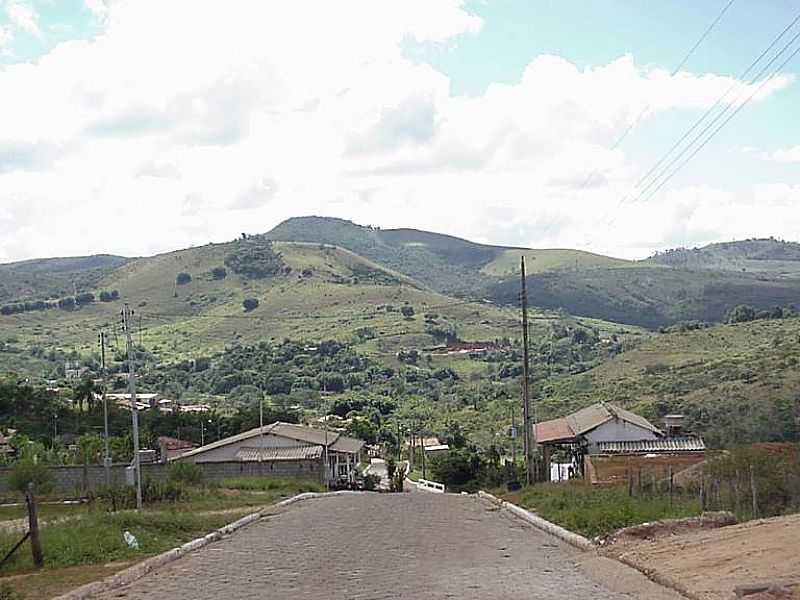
{"left": 242, "top": 297, "right": 259, "bottom": 312}
{"left": 508, "top": 482, "right": 700, "bottom": 539}
{"left": 542, "top": 316, "right": 800, "bottom": 447}
{"left": 213, "top": 477, "right": 324, "bottom": 494}
{"left": 647, "top": 238, "right": 800, "bottom": 275}
{"left": 224, "top": 238, "right": 283, "bottom": 279}
{"left": 481, "top": 248, "right": 632, "bottom": 276}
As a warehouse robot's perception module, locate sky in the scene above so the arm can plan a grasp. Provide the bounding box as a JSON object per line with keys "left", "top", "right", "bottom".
{"left": 0, "top": 0, "right": 798, "bottom": 263}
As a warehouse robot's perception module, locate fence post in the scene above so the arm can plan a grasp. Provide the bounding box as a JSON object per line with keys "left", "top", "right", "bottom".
{"left": 668, "top": 465, "right": 673, "bottom": 508}
{"left": 699, "top": 471, "right": 706, "bottom": 511}
{"left": 749, "top": 464, "right": 758, "bottom": 519}
{"left": 25, "top": 483, "right": 44, "bottom": 568}
{"left": 627, "top": 468, "right": 633, "bottom": 497}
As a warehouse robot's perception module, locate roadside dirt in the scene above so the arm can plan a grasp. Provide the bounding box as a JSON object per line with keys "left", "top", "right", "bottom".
{"left": 602, "top": 513, "right": 800, "bottom": 599}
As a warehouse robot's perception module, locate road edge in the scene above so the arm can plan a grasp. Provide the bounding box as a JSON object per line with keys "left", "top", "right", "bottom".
{"left": 52, "top": 490, "right": 364, "bottom": 600}
{"left": 478, "top": 490, "right": 701, "bottom": 600}
{"left": 477, "top": 490, "right": 593, "bottom": 551}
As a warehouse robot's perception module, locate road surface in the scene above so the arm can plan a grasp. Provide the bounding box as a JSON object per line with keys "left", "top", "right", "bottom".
{"left": 95, "top": 493, "right": 682, "bottom": 600}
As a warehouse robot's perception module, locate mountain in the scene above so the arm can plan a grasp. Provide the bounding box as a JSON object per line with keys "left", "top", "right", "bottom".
{"left": 4, "top": 237, "right": 639, "bottom": 376}
{"left": 646, "top": 238, "right": 800, "bottom": 275}
{"left": 267, "top": 218, "right": 800, "bottom": 328}
{"left": 0, "top": 254, "right": 132, "bottom": 305}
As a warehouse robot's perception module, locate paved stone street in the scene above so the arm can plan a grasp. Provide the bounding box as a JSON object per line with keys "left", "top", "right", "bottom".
{"left": 96, "top": 493, "right": 678, "bottom": 600}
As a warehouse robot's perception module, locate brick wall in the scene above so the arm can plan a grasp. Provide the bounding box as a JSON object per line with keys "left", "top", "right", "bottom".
{"left": 585, "top": 452, "right": 708, "bottom": 485}
{"left": 0, "top": 459, "right": 324, "bottom": 497}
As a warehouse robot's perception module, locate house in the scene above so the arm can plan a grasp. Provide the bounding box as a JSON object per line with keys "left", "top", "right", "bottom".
{"left": 105, "top": 393, "right": 161, "bottom": 411}
{"left": 535, "top": 402, "right": 663, "bottom": 454}
{"left": 535, "top": 403, "right": 705, "bottom": 484}
{"left": 157, "top": 436, "right": 197, "bottom": 462}
{"left": 173, "top": 422, "right": 365, "bottom": 484}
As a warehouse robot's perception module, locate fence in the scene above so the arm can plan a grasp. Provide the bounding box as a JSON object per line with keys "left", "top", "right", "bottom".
{"left": 0, "top": 458, "right": 324, "bottom": 498}
{"left": 609, "top": 446, "right": 800, "bottom": 522}
{"left": 416, "top": 478, "right": 445, "bottom": 493}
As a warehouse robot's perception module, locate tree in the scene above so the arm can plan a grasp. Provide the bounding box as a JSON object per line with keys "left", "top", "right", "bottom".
{"left": 58, "top": 297, "right": 76, "bottom": 310}
{"left": 430, "top": 448, "right": 483, "bottom": 489}
{"left": 176, "top": 272, "right": 192, "bottom": 285}
{"left": 726, "top": 304, "right": 756, "bottom": 324}
{"left": 401, "top": 305, "right": 415, "bottom": 318}
{"left": 75, "top": 292, "right": 95, "bottom": 305}
{"left": 211, "top": 266, "right": 227, "bottom": 280}
{"left": 242, "top": 297, "right": 259, "bottom": 312}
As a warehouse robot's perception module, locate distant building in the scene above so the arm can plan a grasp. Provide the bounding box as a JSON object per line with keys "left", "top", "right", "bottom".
{"left": 64, "top": 361, "right": 88, "bottom": 381}
{"left": 174, "top": 422, "right": 365, "bottom": 484}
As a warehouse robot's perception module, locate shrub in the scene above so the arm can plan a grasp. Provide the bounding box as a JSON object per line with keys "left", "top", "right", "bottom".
{"left": 75, "top": 292, "right": 95, "bottom": 305}
{"left": 176, "top": 272, "right": 192, "bottom": 285}
{"left": 242, "top": 298, "right": 259, "bottom": 312}
{"left": 99, "top": 291, "right": 113, "bottom": 302}
{"left": 8, "top": 460, "right": 55, "bottom": 495}
{"left": 168, "top": 462, "right": 204, "bottom": 487}
{"left": 58, "top": 297, "right": 76, "bottom": 310}
{"left": 400, "top": 305, "right": 415, "bottom": 318}
{"left": 211, "top": 266, "right": 227, "bottom": 280}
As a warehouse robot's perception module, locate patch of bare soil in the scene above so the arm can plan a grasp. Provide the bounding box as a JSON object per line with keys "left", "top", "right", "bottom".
{"left": 602, "top": 513, "right": 800, "bottom": 600}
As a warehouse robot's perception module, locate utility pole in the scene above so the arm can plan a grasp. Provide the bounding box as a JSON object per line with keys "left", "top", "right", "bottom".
{"left": 510, "top": 405, "right": 517, "bottom": 468}
{"left": 122, "top": 304, "right": 143, "bottom": 511}
{"left": 520, "top": 257, "right": 535, "bottom": 485}
{"left": 99, "top": 332, "right": 111, "bottom": 486}
{"left": 322, "top": 349, "right": 330, "bottom": 490}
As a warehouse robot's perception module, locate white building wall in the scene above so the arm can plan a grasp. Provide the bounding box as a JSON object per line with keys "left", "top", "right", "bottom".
{"left": 585, "top": 420, "right": 658, "bottom": 453}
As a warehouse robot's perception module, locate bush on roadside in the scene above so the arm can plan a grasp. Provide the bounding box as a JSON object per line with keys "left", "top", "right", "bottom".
{"left": 8, "top": 460, "right": 54, "bottom": 495}
{"left": 167, "top": 462, "right": 204, "bottom": 487}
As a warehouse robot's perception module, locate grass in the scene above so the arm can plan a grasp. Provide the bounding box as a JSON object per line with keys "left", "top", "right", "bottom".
{"left": 214, "top": 476, "right": 324, "bottom": 494}
{"left": 0, "top": 476, "right": 319, "bottom": 590}
{"left": 481, "top": 248, "right": 632, "bottom": 276}
{"left": 502, "top": 481, "right": 701, "bottom": 539}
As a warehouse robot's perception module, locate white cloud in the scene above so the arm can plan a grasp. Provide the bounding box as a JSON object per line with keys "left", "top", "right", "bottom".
{"left": 771, "top": 146, "right": 800, "bottom": 163}
{"left": 0, "top": 24, "right": 13, "bottom": 48}
{"left": 0, "top": 0, "right": 795, "bottom": 264}
{"left": 4, "top": 1, "right": 41, "bottom": 39}
{"left": 84, "top": 0, "right": 109, "bottom": 19}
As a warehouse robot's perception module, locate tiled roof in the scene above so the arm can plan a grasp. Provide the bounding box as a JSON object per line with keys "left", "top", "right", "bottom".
{"left": 330, "top": 435, "right": 365, "bottom": 454}
{"left": 534, "top": 418, "right": 576, "bottom": 444}
{"left": 596, "top": 437, "right": 706, "bottom": 454}
{"left": 236, "top": 446, "right": 323, "bottom": 461}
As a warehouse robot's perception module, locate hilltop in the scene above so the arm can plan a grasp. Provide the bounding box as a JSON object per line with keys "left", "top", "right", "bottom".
{"left": 646, "top": 238, "right": 800, "bottom": 275}
{"left": 266, "top": 218, "right": 800, "bottom": 328}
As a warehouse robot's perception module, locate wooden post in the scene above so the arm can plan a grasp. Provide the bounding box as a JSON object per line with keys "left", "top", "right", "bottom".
{"left": 700, "top": 471, "right": 706, "bottom": 511}
{"left": 627, "top": 468, "right": 633, "bottom": 497}
{"left": 749, "top": 464, "right": 758, "bottom": 519}
{"left": 668, "top": 465, "right": 673, "bottom": 508}
{"left": 733, "top": 470, "right": 741, "bottom": 516}
{"left": 25, "top": 483, "right": 43, "bottom": 568}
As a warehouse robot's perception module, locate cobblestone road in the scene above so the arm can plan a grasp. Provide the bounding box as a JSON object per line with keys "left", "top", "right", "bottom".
{"left": 96, "top": 493, "right": 677, "bottom": 600}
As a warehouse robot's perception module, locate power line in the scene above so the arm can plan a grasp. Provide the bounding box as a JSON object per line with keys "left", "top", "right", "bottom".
{"left": 631, "top": 16, "right": 800, "bottom": 205}
{"left": 636, "top": 37, "right": 800, "bottom": 205}
{"left": 578, "top": 0, "right": 737, "bottom": 190}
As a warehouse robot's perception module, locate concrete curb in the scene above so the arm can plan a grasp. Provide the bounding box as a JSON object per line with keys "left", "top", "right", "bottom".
{"left": 478, "top": 491, "right": 702, "bottom": 600}
{"left": 52, "top": 490, "right": 364, "bottom": 600}
{"left": 477, "top": 490, "right": 593, "bottom": 551}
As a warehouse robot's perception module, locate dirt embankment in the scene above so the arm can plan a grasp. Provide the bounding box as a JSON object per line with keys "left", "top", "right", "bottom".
{"left": 602, "top": 513, "right": 800, "bottom": 599}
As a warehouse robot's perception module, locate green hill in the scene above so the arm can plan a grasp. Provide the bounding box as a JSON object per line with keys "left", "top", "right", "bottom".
{"left": 3, "top": 237, "right": 642, "bottom": 376}
{"left": 267, "top": 217, "right": 800, "bottom": 328}
{"left": 646, "top": 238, "right": 800, "bottom": 276}
{"left": 488, "top": 266, "right": 800, "bottom": 329}
{"left": 541, "top": 316, "right": 800, "bottom": 446}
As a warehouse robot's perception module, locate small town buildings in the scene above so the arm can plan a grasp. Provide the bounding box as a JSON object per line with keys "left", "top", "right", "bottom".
{"left": 535, "top": 402, "right": 705, "bottom": 484}
{"left": 0, "top": 429, "right": 15, "bottom": 457}
{"left": 174, "top": 422, "right": 365, "bottom": 485}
